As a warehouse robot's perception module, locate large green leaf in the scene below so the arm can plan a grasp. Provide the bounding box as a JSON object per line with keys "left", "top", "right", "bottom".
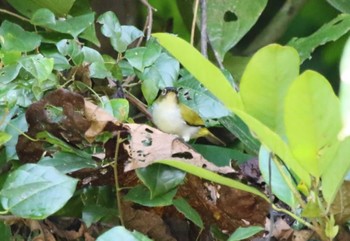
{"left": 284, "top": 71, "right": 341, "bottom": 177}
{"left": 206, "top": 0, "right": 267, "bottom": 61}
{"left": 0, "top": 21, "right": 41, "bottom": 52}
{"left": 152, "top": 33, "right": 242, "bottom": 111}
{"left": 136, "top": 164, "right": 186, "bottom": 198}
{"left": 288, "top": 14, "right": 350, "bottom": 63}
{"left": 7, "top": 0, "right": 75, "bottom": 17}
{"left": 259, "top": 146, "right": 297, "bottom": 208}
{"left": 327, "top": 0, "right": 350, "bottom": 13}
{"left": 227, "top": 226, "right": 264, "bottom": 241}
{"left": 19, "top": 54, "right": 54, "bottom": 82}
{"left": 322, "top": 138, "right": 350, "bottom": 204}
{"left": 0, "top": 164, "right": 78, "bottom": 219}
{"left": 240, "top": 44, "right": 299, "bottom": 135}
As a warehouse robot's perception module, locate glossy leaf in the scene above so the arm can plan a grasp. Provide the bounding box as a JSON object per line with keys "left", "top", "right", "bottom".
{"left": 136, "top": 164, "right": 186, "bottom": 198}
{"left": 0, "top": 64, "right": 21, "bottom": 84}
{"left": 156, "top": 160, "right": 268, "bottom": 202}
{"left": 19, "top": 55, "right": 54, "bottom": 81}
{"left": 82, "top": 204, "right": 117, "bottom": 227}
{"left": 124, "top": 185, "right": 177, "bottom": 207}
{"left": 227, "top": 226, "right": 264, "bottom": 241}
{"left": 7, "top": 0, "right": 75, "bottom": 17}
{"left": 0, "top": 21, "right": 41, "bottom": 52}
{"left": 285, "top": 71, "right": 341, "bottom": 177}
{"left": 125, "top": 44, "right": 162, "bottom": 72}
{"left": 0, "top": 132, "right": 11, "bottom": 147}
{"left": 96, "top": 226, "right": 152, "bottom": 241}
{"left": 322, "top": 137, "right": 350, "bottom": 204}
{"left": 38, "top": 151, "right": 97, "bottom": 173}
{"left": 152, "top": 33, "right": 242, "bottom": 111}
{"left": 259, "top": 146, "right": 297, "bottom": 208}
{"left": 327, "top": 0, "right": 350, "bottom": 13}
{"left": 240, "top": 44, "right": 299, "bottom": 135}
{"left": 56, "top": 39, "right": 84, "bottom": 65}
{"left": 101, "top": 98, "right": 130, "bottom": 122}
{"left": 173, "top": 198, "right": 203, "bottom": 229}
{"left": 31, "top": 9, "right": 95, "bottom": 38}
{"left": 0, "top": 164, "right": 78, "bottom": 219}
{"left": 288, "top": 14, "right": 350, "bottom": 63}
{"left": 206, "top": 0, "right": 267, "bottom": 61}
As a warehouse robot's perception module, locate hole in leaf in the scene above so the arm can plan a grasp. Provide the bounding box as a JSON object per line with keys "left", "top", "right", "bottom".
{"left": 145, "top": 128, "right": 153, "bottom": 134}
{"left": 172, "top": 151, "right": 193, "bottom": 159}
{"left": 223, "top": 10, "right": 238, "bottom": 22}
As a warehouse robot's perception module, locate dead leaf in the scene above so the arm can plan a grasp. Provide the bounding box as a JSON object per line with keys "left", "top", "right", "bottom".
{"left": 124, "top": 123, "right": 235, "bottom": 174}
{"left": 292, "top": 230, "right": 313, "bottom": 241}
{"left": 265, "top": 218, "right": 293, "bottom": 240}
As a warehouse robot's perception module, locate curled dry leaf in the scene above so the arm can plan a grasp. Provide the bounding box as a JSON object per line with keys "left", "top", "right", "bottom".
{"left": 123, "top": 123, "right": 235, "bottom": 174}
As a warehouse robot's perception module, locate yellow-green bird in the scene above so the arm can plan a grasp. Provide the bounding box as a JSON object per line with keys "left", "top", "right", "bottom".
{"left": 151, "top": 87, "right": 224, "bottom": 145}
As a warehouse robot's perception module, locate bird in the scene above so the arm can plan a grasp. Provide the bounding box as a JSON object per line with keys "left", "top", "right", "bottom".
{"left": 151, "top": 87, "right": 225, "bottom": 145}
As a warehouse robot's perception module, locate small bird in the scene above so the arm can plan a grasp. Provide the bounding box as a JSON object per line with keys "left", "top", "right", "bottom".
{"left": 151, "top": 87, "right": 225, "bottom": 145}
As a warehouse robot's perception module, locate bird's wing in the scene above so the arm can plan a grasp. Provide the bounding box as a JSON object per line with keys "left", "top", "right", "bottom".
{"left": 179, "top": 102, "right": 205, "bottom": 126}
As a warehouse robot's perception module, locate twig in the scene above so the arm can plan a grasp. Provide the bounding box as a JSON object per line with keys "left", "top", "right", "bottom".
{"left": 200, "top": 0, "right": 208, "bottom": 57}
{"left": 243, "top": 0, "right": 308, "bottom": 55}
{"left": 0, "top": 8, "right": 30, "bottom": 23}
{"left": 190, "top": 0, "right": 200, "bottom": 45}
{"left": 113, "top": 131, "right": 124, "bottom": 226}
{"left": 139, "top": 0, "right": 155, "bottom": 41}
{"left": 125, "top": 90, "right": 152, "bottom": 121}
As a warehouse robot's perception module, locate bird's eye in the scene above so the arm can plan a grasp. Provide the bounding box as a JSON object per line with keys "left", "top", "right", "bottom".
{"left": 161, "top": 89, "right": 167, "bottom": 95}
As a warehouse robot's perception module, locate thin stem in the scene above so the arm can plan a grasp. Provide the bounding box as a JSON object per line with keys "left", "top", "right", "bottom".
{"left": 200, "top": 0, "right": 207, "bottom": 57}
{"left": 244, "top": 0, "right": 308, "bottom": 55}
{"left": 140, "top": 0, "right": 155, "bottom": 40}
{"left": 8, "top": 123, "right": 38, "bottom": 142}
{"left": 0, "top": 8, "right": 30, "bottom": 23}
{"left": 190, "top": 0, "right": 200, "bottom": 45}
{"left": 124, "top": 90, "right": 152, "bottom": 120}
{"left": 113, "top": 131, "right": 124, "bottom": 226}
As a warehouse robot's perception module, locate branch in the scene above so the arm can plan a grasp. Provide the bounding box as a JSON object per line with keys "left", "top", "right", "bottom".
{"left": 139, "top": 0, "right": 155, "bottom": 41}
{"left": 200, "top": 0, "right": 208, "bottom": 57}
{"left": 190, "top": 0, "right": 200, "bottom": 45}
{"left": 0, "top": 8, "right": 30, "bottom": 23}
{"left": 243, "top": 0, "right": 308, "bottom": 55}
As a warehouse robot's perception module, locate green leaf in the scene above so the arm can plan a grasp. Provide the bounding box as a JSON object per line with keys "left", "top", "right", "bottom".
{"left": 19, "top": 54, "right": 54, "bottom": 81}
{"left": 125, "top": 45, "right": 162, "bottom": 72}
{"left": 97, "top": 11, "right": 143, "bottom": 53}
{"left": 327, "top": 0, "right": 350, "bottom": 13}
{"left": 140, "top": 52, "right": 180, "bottom": 104}
{"left": 176, "top": 72, "right": 230, "bottom": 119}
{"left": 124, "top": 184, "right": 177, "bottom": 207}
{"left": 4, "top": 111, "right": 27, "bottom": 160}
{"left": 38, "top": 151, "right": 97, "bottom": 173}
{"left": 339, "top": 36, "right": 350, "bottom": 140}
{"left": 96, "top": 226, "right": 152, "bottom": 241}
{"left": 7, "top": 0, "right": 75, "bottom": 17}
{"left": 82, "top": 47, "right": 110, "bottom": 78}
{"left": 0, "top": 221, "right": 11, "bottom": 241}
{"left": 42, "top": 51, "right": 71, "bottom": 71}
{"left": 173, "top": 198, "right": 203, "bottom": 229}
{"left": 259, "top": 146, "right": 297, "bottom": 208}
{"left": 0, "top": 21, "right": 41, "bottom": 52}
{"left": 288, "top": 14, "right": 350, "bottom": 63}
{"left": 219, "top": 115, "right": 260, "bottom": 154}
{"left": 227, "top": 226, "right": 264, "bottom": 241}
{"left": 240, "top": 44, "right": 299, "bottom": 135}
{"left": 101, "top": 97, "right": 129, "bottom": 122}
{"left": 322, "top": 137, "right": 350, "bottom": 204}
{"left": 156, "top": 160, "right": 268, "bottom": 202}
{"left": 0, "top": 132, "right": 11, "bottom": 147}
{"left": 56, "top": 39, "right": 84, "bottom": 65}
{"left": 31, "top": 9, "right": 95, "bottom": 38}
{"left": 284, "top": 70, "right": 341, "bottom": 177}
{"left": 206, "top": 0, "right": 267, "bottom": 61}
{"left": 0, "top": 164, "right": 78, "bottom": 219}
{"left": 152, "top": 33, "right": 242, "bottom": 110}
{"left": 192, "top": 144, "right": 253, "bottom": 166}
{"left": 82, "top": 204, "right": 117, "bottom": 227}
{"left": 136, "top": 164, "right": 186, "bottom": 198}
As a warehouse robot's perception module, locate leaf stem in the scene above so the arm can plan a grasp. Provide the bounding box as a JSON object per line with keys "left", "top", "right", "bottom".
{"left": 0, "top": 8, "right": 31, "bottom": 23}
{"left": 191, "top": 0, "right": 200, "bottom": 45}
{"left": 113, "top": 131, "right": 124, "bottom": 226}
